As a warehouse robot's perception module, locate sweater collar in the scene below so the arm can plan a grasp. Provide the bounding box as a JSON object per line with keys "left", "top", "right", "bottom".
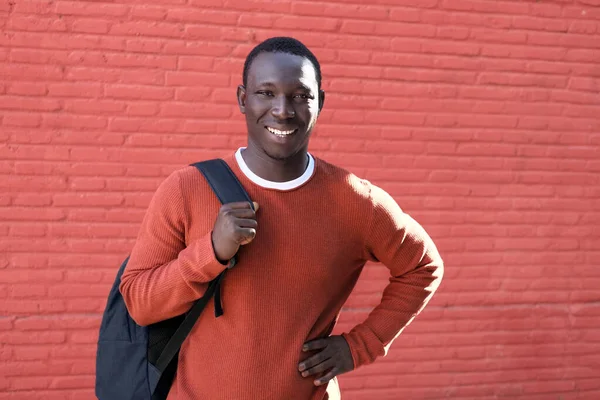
{"left": 234, "top": 148, "right": 315, "bottom": 191}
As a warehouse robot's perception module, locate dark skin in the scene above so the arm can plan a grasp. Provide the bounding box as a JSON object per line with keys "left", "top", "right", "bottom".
{"left": 237, "top": 51, "right": 324, "bottom": 182}
{"left": 211, "top": 51, "right": 354, "bottom": 387}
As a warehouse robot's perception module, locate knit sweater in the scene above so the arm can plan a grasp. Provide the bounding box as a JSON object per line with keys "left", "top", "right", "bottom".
{"left": 119, "top": 149, "right": 443, "bottom": 400}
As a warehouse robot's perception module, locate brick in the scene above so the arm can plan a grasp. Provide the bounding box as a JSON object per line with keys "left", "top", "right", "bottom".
{"left": 0, "top": 64, "right": 63, "bottom": 81}
{"left": 130, "top": 5, "right": 168, "bottom": 20}
{"left": 7, "top": 82, "right": 48, "bottom": 96}
{"left": 442, "top": 0, "right": 529, "bottom": 14}
{"left": 189, "top": 0, "right": 291, "bottom": 13}
{"left": 12, "top": 0, "right": 53, "bottom": 14}
{"left": 9, "top": 377, "right": 53, "bottom": 391}
{"left": 471, "top": 28, "right": 528, "bottom": 44}
{"left": 55, "top": 1, "right": 129, "bottom": 17}
{"left": 7, "top": 283, "right": 48, "bottom": 298}
{"left": 42, "top": 114, "right": 107, "bottom": 129}
{"left": 436, "top": 26, "right": 470, "bottom": 40}
{"left": 569, "top": 20, "right": 598, "bottom": 34}
{"left": 47, "top": 82, "right": 103, "bottom": 98}
{"left": 165, "top": 71, "right": 230, "bottom": 87}
{"left": 50, "top": 375, "right": 94, "bottom": 389}
{"left": 9, "top": 223, "right": 48, "bottom": 237}
{"left": 7, "top": 15, "right": 68, "bottom": 32}
{"left": 273, "top": 15, "right": 340, "bottom": 32}
{"left": 421, "top": 40, "right": 481, "bottom": 56}
{"left": 177, "top": 55, "right": 215, "bottom": 71}
{"left": 0, "top": 331, "right": 66, "bottom": 345}
{"left": 125, "top": 101, "right": 161, "bottom": 116}
{"left": 513, "top": 16, "right": 569, "bottom": 32}
{"left": 293, "top": 2, "right": 389, "bottom": 21}
{"left": 166, "top": 8, "right": 238, "bottom": 25}
{"left": 566, "top": 49, "right": 600, "bottom": 63}
{"left": 70, "top": 18, "right": 110, "bottom": 34}
{"left": 52, "top": 193, "right": 124, "bottom": 207}
{"left": 105, "top": 84, "right": 174, "bottom": 101}
{"left": 530, "top": 3, "right": 563, "bottom": 18}
{"left": 12, "top": 345, "right": 51, "bottom": 361}
{"left": 163, "top": 40, "right": 234, "bottom": 56}
{"left": 0, "top": 207, "right": 66, "bottom": 222}
{"left": 109, "top": 21, "right": 184, "bottom": 38}
{"left": 0, "top": 96, "right": 61, "bottom": 112}
{"left": 482, "top": 44, "right": 566, "bottom": 61}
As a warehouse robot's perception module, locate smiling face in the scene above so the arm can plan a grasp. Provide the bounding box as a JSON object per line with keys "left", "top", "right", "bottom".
{"left": 237, "top": 51, "right": 324, "bottom": 161}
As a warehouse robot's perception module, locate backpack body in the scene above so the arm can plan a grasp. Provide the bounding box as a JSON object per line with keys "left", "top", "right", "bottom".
{"left": 96, "top": 256, "right": 176, "bottom": 400}
{"left": 95, "top": 159, "right": 252, "bottom": 400}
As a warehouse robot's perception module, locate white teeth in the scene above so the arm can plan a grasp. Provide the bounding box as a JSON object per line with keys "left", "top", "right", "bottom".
{"left": 267, "top": 127, "right": 295, "bottom": 136}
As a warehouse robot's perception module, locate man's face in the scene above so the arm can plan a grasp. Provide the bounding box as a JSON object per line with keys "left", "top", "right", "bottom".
{"left": 237, "top": 52, "right": 324, "bottom": 161}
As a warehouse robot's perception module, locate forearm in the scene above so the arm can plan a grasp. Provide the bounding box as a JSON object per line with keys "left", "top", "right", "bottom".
{"left": 120, "top": 232, "right": 227, "bottom": 326}
{"left": 347, "top": 182, "right": 444, "bottom": 368}
{"left": 343, "top": 258, "right": 443, "bottom": 367}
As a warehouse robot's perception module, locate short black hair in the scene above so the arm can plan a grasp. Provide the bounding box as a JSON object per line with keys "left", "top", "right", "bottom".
{"left": 242, "top": 37, "right": 322, "bottom": 90}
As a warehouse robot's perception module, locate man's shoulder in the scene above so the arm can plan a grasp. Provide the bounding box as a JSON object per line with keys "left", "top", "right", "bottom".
{"left": 159, "top": 160, "right": 228, "bottom": 199}
{"left": 315, "top": 156, "right": 402, "bottom": 212}
{"left": 168, "top": 153, "right": 237, "bottom": 184}
{"left": 314, "top": 157, "right": 372, "bottom": 199}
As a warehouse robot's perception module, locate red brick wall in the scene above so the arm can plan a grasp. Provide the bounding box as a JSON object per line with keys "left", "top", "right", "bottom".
{"left": 1, "top": 0, "right": 599, "bottom": 399}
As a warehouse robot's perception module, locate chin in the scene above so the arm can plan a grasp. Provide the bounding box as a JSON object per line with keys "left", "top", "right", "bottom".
{"left": 264, "top": 146, "right": 300, "bottom": 161}
{"left": 257, "top": 133, "right": 310, "bottom": 162}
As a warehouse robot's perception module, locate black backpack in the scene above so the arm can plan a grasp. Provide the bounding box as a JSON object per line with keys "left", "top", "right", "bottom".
{"left": 95, "top": 159, "right": 253, "bottom": 400}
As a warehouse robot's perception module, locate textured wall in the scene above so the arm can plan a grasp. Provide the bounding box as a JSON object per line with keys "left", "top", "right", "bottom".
{"left": 1, "top": 0, "right": 599, "bottom": 399}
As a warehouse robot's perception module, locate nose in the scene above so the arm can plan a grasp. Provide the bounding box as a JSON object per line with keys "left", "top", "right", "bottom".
{"left": 271, "top": 96, "right": 295, "bottom": 120}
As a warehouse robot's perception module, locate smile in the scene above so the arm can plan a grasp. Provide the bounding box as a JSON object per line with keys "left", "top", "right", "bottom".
{"left": 266, "top": 126, "right": 297, "bottom": 137}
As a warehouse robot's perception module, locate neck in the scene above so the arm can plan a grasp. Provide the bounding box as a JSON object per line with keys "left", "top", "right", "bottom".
{"left": 240, "top": 146, "right": 309, "bottom": 183}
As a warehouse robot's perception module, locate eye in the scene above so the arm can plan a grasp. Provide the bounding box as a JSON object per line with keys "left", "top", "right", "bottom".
{"left": 294, "top": 94, "right": 313, "bottom": 100}
{"left": 256, "top": 90, "right": 274, "bottom": 97}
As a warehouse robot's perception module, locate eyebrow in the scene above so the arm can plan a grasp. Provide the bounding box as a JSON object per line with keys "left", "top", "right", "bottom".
{"left": 255, "top": 82, "right": 313, "bottom": 91}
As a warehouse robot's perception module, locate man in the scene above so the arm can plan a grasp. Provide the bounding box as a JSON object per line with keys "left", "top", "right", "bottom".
{"left": 120, "top": 37, "right": 443, "bottom": 400}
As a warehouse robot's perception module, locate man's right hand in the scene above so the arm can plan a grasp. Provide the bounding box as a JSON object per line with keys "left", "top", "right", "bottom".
{"left": 211, "top": 201, "right": 259, "bottom": 264}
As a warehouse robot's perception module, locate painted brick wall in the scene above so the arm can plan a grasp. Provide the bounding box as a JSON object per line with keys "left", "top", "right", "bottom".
{"left": 1, "top": 0, "right": 599, "bottom": 399}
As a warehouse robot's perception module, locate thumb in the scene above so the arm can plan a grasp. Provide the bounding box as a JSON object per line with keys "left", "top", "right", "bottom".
{"left": 252, "top": 202, "right": 259, "bottom": 211}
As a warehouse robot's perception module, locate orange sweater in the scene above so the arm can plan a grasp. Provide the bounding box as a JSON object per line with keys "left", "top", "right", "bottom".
{"left": 120, "top": 150, "right": 443, "bottom": 400}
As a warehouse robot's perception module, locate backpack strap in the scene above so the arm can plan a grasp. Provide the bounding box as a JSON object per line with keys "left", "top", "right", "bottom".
{"left": 154, "top": 158, "right": 252, "bottom": 374}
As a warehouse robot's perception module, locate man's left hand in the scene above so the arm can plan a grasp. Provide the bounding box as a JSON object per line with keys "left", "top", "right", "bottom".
{"left": 298, "top": 335, "right": 354, "bottom": 386}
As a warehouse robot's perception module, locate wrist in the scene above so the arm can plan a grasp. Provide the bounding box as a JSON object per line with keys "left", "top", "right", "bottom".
{"left": 210, "top": 232, "right": 229, "bottom": 265}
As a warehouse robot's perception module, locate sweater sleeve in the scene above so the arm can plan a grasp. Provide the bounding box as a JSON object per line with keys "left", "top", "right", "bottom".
{"left": 119, "top": 170, "right": 228, "bottom": 326}
{"left": 342, "top": 183, "right": 444, "bottom": 369}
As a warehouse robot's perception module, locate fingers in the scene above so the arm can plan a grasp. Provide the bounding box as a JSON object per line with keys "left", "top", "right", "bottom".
{"left": 212, "top": 201, "right": 259, "bottom": 261}
{"left": 221, "top": 201, "right": 259, "bottom": 211}
{"left": 234, "top": 217, "right": 258, "bottom": 229}
{"left": 223, "top": 207, "right": 256, "bottom": 220}
{"left": 303, "top": 339, "right": 328, "bottom": 352}
{"left": 300, "top": 357, "right": 334, "bottom": 378}
{"left": 236, "top": 227, "right": 256, "bottom": 245}
{"left": 299, "top": 336, "right": 354, "bottom": 386}
{"left": 298, "top": 350, "right": 330, "bottom": 373}
{"left": 314, "top": 368, "right": 339, "bottom": 386}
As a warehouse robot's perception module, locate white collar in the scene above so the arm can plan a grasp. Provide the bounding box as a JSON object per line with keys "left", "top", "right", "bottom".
{"left": 234, "top": 148, "right": 315, "bottom": 191}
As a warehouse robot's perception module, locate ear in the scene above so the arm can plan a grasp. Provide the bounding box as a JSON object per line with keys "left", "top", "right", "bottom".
{"left": 318, "top": 89, "right": 325, "bottom": 114}
{"left": 237, "top": 85, "right": 247, "bottom": 114}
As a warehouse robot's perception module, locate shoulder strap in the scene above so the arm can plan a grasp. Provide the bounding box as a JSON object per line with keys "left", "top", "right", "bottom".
{"left": 193, "top": 158, "right": 253, "bottom": 206}
{"left": 154, "top": 158, "right": 252, "bottom": 374}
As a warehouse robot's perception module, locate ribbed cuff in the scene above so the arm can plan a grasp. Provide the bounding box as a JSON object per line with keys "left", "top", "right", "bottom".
{"left": 178, "top": 231, "right": 229, "bottom": 284}
{"left": 342, "top": 326, "right": 385, "bottom": 370}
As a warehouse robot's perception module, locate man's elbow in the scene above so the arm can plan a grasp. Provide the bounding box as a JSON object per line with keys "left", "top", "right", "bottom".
{"left": 119, "top": 281, "right": 153, "bottom": 327}
{"left": 429, "top": 257, "right": 444, "bottom": 292}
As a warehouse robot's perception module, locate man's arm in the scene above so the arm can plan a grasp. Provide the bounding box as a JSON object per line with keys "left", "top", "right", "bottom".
{"left": 342, "top": 183, "right": 444, "bottom": 369}
{"left": 119, "top": 170, "right": 228, "bottom": 326}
